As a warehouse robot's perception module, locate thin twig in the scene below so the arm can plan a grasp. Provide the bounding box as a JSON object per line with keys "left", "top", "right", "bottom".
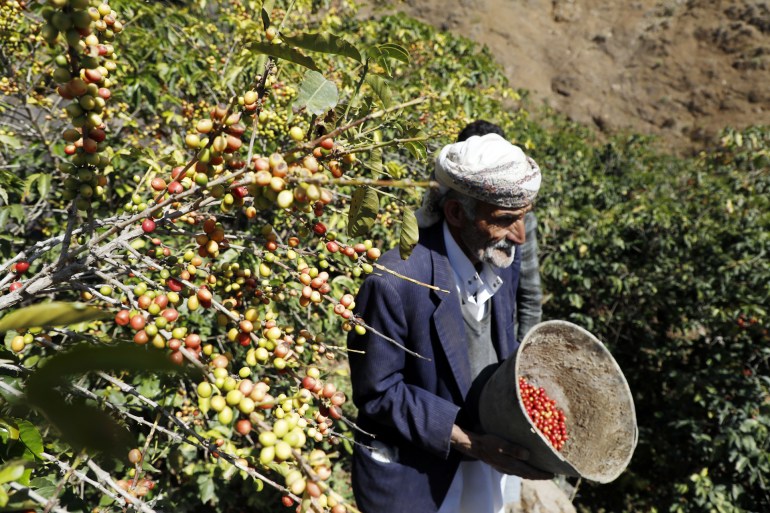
{"left": 7, "top": 482, "right": 70, "bottom": 513}
{"left": 85, "top": 459, "right": 158, "bottom": 513}
{"left": 41, "top": 452, "right": 132, "bottom": 510}
{"left": 373, "top": 262, "right": 449, "bottom": 293}
{"left": 42, "top": 453, "right": 84, "bottom": 513}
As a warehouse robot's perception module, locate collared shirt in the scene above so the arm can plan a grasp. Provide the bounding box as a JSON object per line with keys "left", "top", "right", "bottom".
{"left": 438, "top": 222, "right": 521, "bottom": 513}
{"left": 442, "top": 221, "right": 508, "bottom": 321}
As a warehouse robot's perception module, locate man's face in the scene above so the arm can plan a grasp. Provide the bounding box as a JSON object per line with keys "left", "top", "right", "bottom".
{"left": 457, "top": 202, "right": 530, "bottom": 268}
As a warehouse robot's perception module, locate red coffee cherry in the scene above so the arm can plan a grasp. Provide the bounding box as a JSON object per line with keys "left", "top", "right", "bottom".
{"left": 141, "top": 218, "right": 156, "bottom": 233}
{"left": 14, "top": 260, "right": 30, "bottom": 274}
{"left": 519, "top": 377, "right": 569, "bottom": 451}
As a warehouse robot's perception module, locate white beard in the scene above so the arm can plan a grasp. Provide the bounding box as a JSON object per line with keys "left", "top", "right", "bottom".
{"left": 459, "top": 226, "right": 516, "bottom": 269}
{"left": 481, "top": 238, "right": 515, "bottom": 268}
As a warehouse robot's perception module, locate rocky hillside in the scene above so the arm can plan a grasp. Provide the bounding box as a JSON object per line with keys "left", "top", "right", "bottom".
{"left": 363, "top": 0, "right": 770, "bottom": 154}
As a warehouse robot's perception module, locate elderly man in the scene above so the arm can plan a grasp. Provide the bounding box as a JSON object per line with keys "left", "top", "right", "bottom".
{"left": 348, "top": 134, "right": 552, "bottom": 513}
{"left": 457, "top": 120, "right": 543, "bottom": 341}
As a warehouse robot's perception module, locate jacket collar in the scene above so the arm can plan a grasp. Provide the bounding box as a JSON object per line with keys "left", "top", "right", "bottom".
{"left": 421, "top": 223, "right": 516, "bottom": 396}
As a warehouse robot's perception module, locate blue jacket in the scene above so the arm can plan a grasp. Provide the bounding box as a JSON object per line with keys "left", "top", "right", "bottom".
{"left": 348, "top": 223, "right": 522, "bottom": 512}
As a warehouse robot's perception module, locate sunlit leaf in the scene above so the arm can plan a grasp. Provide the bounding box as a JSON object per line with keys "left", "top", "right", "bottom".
{"left": 248, "top": 42, "right": 318, "bottom": 71}
{"left": 293, "top": 70, "right": 338, "bottom": 115}
{"left": 347, "top": 187, "right": 379, "bottom": 237}
{"left": 36, "top": 173, "right": 51, "bottom": 199}
{"left": 399, "top": 207, "right": 419, "bottom": 260}
{"left": 197, "top": 473, "right": 217, "bottom": 505}
{"left": 283, "top": 32, "right": 361, "bottom": 62}
{"left": 0, "top": 134, "right": 21, "bottom": 149}
{"left": 377, "top": 43, "right": 410, "bottom": 63}
{"left": 364, "top": 45, "right": 391, "bottom": 76}
{"left": 402, "top": 126, "right": 428, "bottom": 160}
{"left": 0, "top": 461, "right": 29, "bottom": 485}
{"left": 365, "top": 74, "right": 393, "bottom": 108}
{"left": 0, "top": 302, "right": 111, "bottom": 332}
{"left": 365, "top": 147, "right": 383, "bottom": 175}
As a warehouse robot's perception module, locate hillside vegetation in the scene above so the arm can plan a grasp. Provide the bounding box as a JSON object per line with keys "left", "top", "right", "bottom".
{"left": 0, "top": 2, "right": 768, "bottom": 512}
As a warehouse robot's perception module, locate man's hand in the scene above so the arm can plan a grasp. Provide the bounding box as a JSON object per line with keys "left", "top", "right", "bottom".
{"left": 450, "top": 424, "right": 554, "bottom": 480}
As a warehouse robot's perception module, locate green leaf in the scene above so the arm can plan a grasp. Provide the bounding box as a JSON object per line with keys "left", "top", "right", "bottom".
{"left": 365, "top": 147, "right": 383, "bottom": 175}
{"left": 399, "top": 207, "right": 419, "bottom": 260}
{"left": 0, "top": 134, "right": 21, "bottom": 149}
{"left": 0, "top": 461, "right": 28, "bottom": 485}
{"left": 282, "top": 32, "right": 361, "bottom": 62}
{"left": 36, "top": 173, "right": 51, "bottom": 199}
{"left": 365, "top": 74, "right": 393, "bottom": 108}
{"left": 8, "top": 203, "right": 23, "bottom": 222}
{"left": 197, "top": 473, "right": 217, "bottom": 505}
{"left": 17, "top": 420, "right": 43, "bottom": 460}
{"left": 292, "top": 70, "right": 338, "bottom": 116}
{"left": 365, "top": 46, "right": 391, "bottom": 76}
{"left": 330, "top": 275, "right": 357, "bottom": 297}
{"left": 0, "top": 302, "right": 112, "bottom": 332}
{"left": 260, "top": 7, "right": 271, "bottom": 30}
{"left": 377, "top": 43, "right": 410, "bottom": 64}
{"left": 347, "top": 187, "right": 379, "bottom": 237}
{"left": 404, "top": 140, "right": 427, "bottom": 161}
{"left": 365, "top": 43, "right": 410, "bottom": 77}
{"left": 29, "top": 475, "right": 58, "bottom": 499}
{"left": 403, "top": 126, "right": 428, "bottom": 161}
{"left": 23, "top": 174, "right": 40, "bottom": 200}
{"left": 28, "top": 344, "right": 183, "bottom": 389}
{"left": 248, "top": 41, "right": 318, "bottom": 71}
{"left": 34, "top": 399, "right": 134, "bottom": 458}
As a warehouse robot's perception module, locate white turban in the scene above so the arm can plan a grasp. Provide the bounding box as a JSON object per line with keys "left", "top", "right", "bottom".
{"left": 415, "top": 134, "right": 542, "bottom": 227}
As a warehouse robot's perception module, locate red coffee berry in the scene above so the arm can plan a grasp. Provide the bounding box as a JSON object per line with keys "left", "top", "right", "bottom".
{"left": 115, "top": 309, "right": 130, "bottom": 326}
{"left": 312, "top": 222, "right": 327, "bottom": 236}
{"left": 141, "top": 218, "right": 156, "bottom": 233}
{"left": 167, "top": 278, "right": 183, "bottom": 292}
{"left": 14, "top": 260, "right": 30, "bottom": 274}
{"left": 130, "top": 315, "right": 147, "bottom": 332}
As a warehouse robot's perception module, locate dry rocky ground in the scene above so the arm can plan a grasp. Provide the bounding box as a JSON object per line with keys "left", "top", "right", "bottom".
{"left": 363, "top": 0, "right": 770, "bottom": 154}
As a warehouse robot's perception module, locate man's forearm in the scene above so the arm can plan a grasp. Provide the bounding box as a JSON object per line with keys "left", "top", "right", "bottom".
{"left": 449, "top": 424, "right": 553, "bottom": 479}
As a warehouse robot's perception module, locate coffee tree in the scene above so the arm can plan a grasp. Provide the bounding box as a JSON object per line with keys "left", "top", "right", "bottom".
{"left": 3, "top": 1, "right": 769, "bottom": 513}
{"left": 0, "top": 1, "right": 437, "bottom": 511}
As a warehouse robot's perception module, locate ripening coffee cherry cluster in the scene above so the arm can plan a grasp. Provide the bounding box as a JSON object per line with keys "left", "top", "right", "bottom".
{"left": 248, "top": 152, "right": 333, "bottom": 215}
{"left": 194, "top": 358, "right": 347, "bottom": 448}
{"left": 519, "top": 377, "right": 569, "bottom": 451}
{"left": 116, "top": 449, "right": 155, "bottom": 500}
{"left": 281, "top": 446, "right": 346, "bottom": 512}
{"left": 113, "top": 282, "right": 201, "bottom": 365}
{"left": 297, "top": 268, "right": 331, "bottom": 307}
{"left": 183, "top": 105, "right": 248, "bottom": 205}
{"left": 45, "top": 1, "right": 123, "bottom": 211}
{"left": 196, "top": 217, "right": 229, "bottom": 258}
{"left": 324, "top": 237, "right": 381, "bottom": 263}
{"left": 9, "top": 332, "right": 36, "bottom": 353}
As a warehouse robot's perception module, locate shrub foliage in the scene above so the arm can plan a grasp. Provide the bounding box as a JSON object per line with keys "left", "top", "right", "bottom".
{"left": 0, "top": 1, "right": 768, "bottom": 512}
